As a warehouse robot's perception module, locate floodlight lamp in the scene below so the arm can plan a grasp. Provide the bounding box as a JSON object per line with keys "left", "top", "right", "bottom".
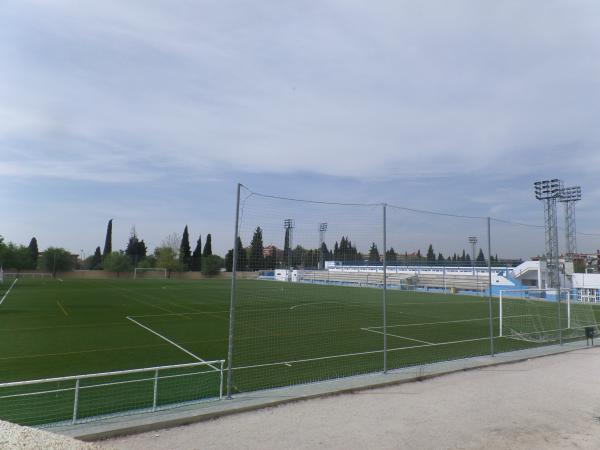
{"left": 319, "top": 223, "right": 328, "bottom": 232}
{"left": 534, "top": 179, "right": 562, "bottom": 200}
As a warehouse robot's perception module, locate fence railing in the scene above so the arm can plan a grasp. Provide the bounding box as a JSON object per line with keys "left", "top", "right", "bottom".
{"left": 0, "top": 360, "right": 224, "bottom": 427}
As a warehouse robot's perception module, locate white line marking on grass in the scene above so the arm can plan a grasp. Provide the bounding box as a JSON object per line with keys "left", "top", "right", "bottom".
{"left": 0, "top": 278, "right": 18, "bottom": 305}
{"left": 360, "top": 327, "right": 434, "bottom": 345}
{"left": 126, "top": 316, "right": 220, "bottom": 371}
{"left": 367, "top": 314, "right": 535, "bottom": 330}
{"left": 290, "top": 302, "right": 341, "bottom": 310}
{"left": 231, "top": 336, "right": 493, "bottom": 372}
{"left": 56, "top": 300, "right": 68, "bottom": 316}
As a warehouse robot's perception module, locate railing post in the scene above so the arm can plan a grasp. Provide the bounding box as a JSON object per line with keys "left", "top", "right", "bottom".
{"left": 487, "top": 217, "right": 494, "bottom": 356}
{"left": 72, "top": 378, "right": 80, "bottom": 425}
{"left": 152, "top": 369, "right": 159, "bottom": 411}
{"left": 219, "top": 361, "right": 224, "bottom": 400}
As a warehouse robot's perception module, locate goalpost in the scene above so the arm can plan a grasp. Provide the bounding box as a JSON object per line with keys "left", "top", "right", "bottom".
{"left": 133, "top": 268, "right": 168, "bottom": 280}
{"left": 499, "top": 288, "right": 599, "bottom": 343}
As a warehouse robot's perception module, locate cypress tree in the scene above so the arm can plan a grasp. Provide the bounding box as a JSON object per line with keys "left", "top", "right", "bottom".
{"left": 249, "top": 227, "right": 265, "bottom": 270}
{"left": 368, "top": 242, "right": 380, "bottom": 263}
{"left": 180, "top": 226, "right": 192, "bottom": 270}
{"left": 103, "top": 219, "right": 113, "bottom": 259}
{"left": 476, "top": 249, "right": 485, "bottom": 263}
{"left": 28, "top": 237, "right": 39, "bottom": 268}
{"left": 91, "top": 246, "right": 102, "bottom": 269}
{"left": 426, "top": 244, "right": 435, "bottom": 263}
{"left": 437, "top": 252, "right": 444, "bottom": 262}
{"left": 191, "top": 236, "right": 202, "bottom": 271}
{"left": 203, "top": 234, "right": 212, "bottom": 257}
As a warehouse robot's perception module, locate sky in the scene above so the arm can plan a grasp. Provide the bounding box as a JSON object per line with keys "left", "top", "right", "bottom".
{"left": 1, "top": 0, "right": 600, "bottom": 258}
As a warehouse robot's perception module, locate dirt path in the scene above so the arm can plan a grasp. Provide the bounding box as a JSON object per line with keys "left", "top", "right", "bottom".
{"left": 105, "top": 348, "right": 600, "bottom": 449}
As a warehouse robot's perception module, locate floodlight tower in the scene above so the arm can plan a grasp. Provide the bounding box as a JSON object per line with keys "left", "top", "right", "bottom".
{"left": 559, "top": 186, "right": 581, "bottom": 256}
{"left": 468, "top": 236, "right": 478, "bottom": 275}
{"left": 319, "top": 223, "right": 328, "bottom": 270}
{"left": 283, "top": 219, "right": 295, "bottom": 279}
{"left": 534, "top": 179, "right": 562, "bottom": 289}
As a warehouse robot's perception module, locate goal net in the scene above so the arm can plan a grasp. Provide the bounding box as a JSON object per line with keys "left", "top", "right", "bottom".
{"left": 499, "top": 288, "right": 599, "bottom": 343}
{"left": 133, "top": 268, "right": 168, "bottom": 280}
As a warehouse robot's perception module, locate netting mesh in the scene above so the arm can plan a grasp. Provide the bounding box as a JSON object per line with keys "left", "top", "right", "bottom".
{"left": 228, "top": 186, "right": 600, "bottom": 396}
{"left": 231, "top": 188, "right": 384, "bottom": 392}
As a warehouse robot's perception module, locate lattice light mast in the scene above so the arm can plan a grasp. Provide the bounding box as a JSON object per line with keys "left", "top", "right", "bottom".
{"left": 283, "top": 219, "right": 295, "bottom": 279}
{"left": 319, "top": 222, "right": 328, "bottom": 270}
{"left": 534, "top": 179, "right": 562, "bottom": 289}
{"left": 558, "top": 186, "right": 581, "bottom": 256}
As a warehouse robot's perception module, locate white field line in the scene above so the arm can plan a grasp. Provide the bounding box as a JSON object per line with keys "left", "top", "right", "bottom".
{"left": 126, "top": 316, "right": 220, "bottom": 371}
{"left": 0, "top": 278, "right": 18, "bottom": 305}
{"left": 56, "top": 300, "right": 68, "bottom": 316}
{"left": 367, "top": 314, "right": 536, "bottom": 330}
{"left": 290, "top": 302, "right": 342, "bottom": 310}
{"left": 360, "top": 327, "right": 434, "bottom": 345}
{"left": 230, "top": 336, "right": 493, "bottom": 372}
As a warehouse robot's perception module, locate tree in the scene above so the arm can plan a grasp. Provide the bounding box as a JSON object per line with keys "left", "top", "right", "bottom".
{"left": 203, "top": 234, "right": 212, "bottom": 257}
{"left": 102, "top": 251, "right": 132, "bottom": 277}
{"left": 437, "top": 252, "right": 445, "bottom": 262}
{"left": 162, "top": 233, "right": 181, "bottom": 257}
{"left": 125, "top": 227, "right": 147, "bottom": 266}
{"left": 202, "top": 255, "right": 223, "bottom": 276}
{"left": 476, "top": 249, "right": 485, "bottom": 263}
{"left": 28, "top": 237, "right": 39, "bottom": 268}
{"left": 264, "top": 246, "right": 277, "bottom": 270}
{"left": 426, "top": 244, "right": 435, "bottom": 263}
{"left": 191, "top": 236, "right": 202, "bottom": 271}
{"left": 154, "top": 246, "right": 180, "bottom": 273}
{"left": 225, "top": 237, "right": 247, "bottom": 271}
{"left": 368, "top": 242, "right": 380, "bottom": 264}
{"left": 103, "top": 219, "right": 113, "bottom": 259}
{"left": 386, "top": 248, "right": 397, "bottom": 264}
{"left": 41, "top": 247, "right": 73, "bottom": 277}
{"left": 180, "top": 226, "right": 192, "bottom": 270}
{"left": 249, "top": 227, "right": 265, "bottom": 270}
{"left": 90, "top": 246, "right": 102, "bottom": 269}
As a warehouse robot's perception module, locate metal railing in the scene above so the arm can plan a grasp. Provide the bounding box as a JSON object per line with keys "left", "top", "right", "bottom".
{"left": 0, "top": 360, "right": 224, "bottom": 426}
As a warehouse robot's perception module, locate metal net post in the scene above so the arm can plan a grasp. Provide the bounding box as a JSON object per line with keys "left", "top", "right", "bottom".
{"left": 382, "top": 203, "right": 388, "bottom": 373}
{"left": 226, "top": 183, "right": 241, "bottom": 399}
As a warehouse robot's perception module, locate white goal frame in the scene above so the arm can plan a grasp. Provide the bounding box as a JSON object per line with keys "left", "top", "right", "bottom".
{"left": 133, "top": 268, "right": 168, "bottom": 280}
{"left": 499, "top": 288, "right": 572, "bottom": 337}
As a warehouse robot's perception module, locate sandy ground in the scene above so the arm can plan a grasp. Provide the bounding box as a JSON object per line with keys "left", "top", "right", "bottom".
{"left": 0, "top": 420, "right": 103, "bottom": 450}
{"left": 101, "top": 348, "right": 600, "bottom": 449}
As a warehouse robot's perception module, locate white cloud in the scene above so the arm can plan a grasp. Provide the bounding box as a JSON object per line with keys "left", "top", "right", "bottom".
{"left": 1, "top": 0, "right": 599, "bottom": 184}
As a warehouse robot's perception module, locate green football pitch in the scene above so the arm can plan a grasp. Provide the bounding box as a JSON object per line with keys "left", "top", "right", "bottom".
{"left": 0, "top": 277, "right": 584, "bottom": 425}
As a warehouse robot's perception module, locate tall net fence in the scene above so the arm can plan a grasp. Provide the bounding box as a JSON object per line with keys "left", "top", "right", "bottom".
{"left": 227, "top": 185, "right": 600, "bottom": 397}
{"left": 230, "top": 186, "right": 385, "bottom": 393}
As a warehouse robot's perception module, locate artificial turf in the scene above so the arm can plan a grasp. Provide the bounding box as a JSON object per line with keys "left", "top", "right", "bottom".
{"left": 0, "top": 276, "right": 584, "bottom": 425}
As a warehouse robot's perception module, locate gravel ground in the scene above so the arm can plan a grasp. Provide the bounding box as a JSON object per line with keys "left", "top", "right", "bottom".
{"left": 103, "top": 347, "right": 600, "bottom": 450}
{"left": 0, "top": 420, "right": 104, "bottom": 450}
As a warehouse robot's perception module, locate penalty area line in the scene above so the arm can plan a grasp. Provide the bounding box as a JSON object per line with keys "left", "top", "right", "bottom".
{"left": 126, "top": 316, "right": 220, "bottom": 371}
{"left": 0, "top": 278, "right": 18, "bottom": 306}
